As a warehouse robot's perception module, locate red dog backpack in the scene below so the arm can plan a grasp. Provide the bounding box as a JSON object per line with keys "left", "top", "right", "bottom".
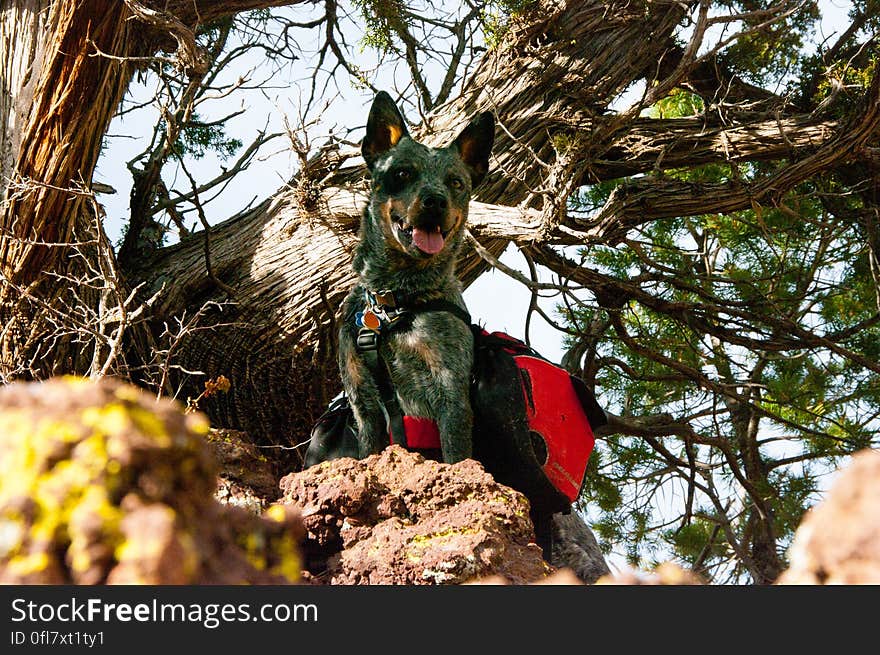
{"left": 468, "top": 328, "right": 605, "bottom": 516}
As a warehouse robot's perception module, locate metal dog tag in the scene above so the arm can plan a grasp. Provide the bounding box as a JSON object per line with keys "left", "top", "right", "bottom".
{"left": 361, "top": 309, "right": 382, "bottom": 331}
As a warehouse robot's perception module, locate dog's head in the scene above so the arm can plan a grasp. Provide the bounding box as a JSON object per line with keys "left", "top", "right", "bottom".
{"left": 361, "top": 91, "right": 494, "bottom": 262}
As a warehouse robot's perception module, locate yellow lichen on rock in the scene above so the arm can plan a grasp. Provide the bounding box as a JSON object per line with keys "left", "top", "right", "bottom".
{"left": 0, "top": 376, "right": 302, "bottom": 585}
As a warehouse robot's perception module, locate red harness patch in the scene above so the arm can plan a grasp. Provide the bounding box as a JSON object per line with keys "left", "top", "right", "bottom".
{"left": 396, "top": 416, "right": 441, "bottom": 449}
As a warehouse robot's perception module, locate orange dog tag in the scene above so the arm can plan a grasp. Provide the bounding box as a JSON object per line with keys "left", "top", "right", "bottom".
{"left": 362, "top": 310, "right": 381, "bottom": 331}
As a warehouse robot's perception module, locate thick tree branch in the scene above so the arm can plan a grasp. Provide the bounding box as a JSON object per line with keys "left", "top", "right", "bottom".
{"left": 409, "top": 0, "right": 692, "bottom": 205}
{"left": 589, "top": 114, "right": 837, "bottom": 181}
{"left": 157, "top": 0, "right": 308, "bottom": 25}
{"left": 572, "top": 71, "right": 880, "bottom": 244}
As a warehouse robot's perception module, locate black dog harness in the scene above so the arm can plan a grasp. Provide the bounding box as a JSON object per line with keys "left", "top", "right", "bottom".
{"left": 354, "top": 288, "right": 470, "bottom": 449}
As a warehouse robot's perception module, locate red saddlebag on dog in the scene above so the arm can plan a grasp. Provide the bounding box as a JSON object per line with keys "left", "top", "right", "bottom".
{"left": 469, "top": 327, "right": 606, "bottom": 517}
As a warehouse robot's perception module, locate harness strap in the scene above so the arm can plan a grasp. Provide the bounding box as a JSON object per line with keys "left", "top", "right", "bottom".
{"left": 356, "top": 330, "right": 407, "bottom": 446}
{"left": 409, "top": 299, "right": 471, "bottom": 328}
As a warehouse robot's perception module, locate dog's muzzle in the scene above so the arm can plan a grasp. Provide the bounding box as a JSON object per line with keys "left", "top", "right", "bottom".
{"left": 393, "top": 194, "right": 453, "bottom": 256}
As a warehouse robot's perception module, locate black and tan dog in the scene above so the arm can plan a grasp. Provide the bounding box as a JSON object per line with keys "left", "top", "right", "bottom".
{"left": 338, "top": 91, "right": 494, "bottom": 464}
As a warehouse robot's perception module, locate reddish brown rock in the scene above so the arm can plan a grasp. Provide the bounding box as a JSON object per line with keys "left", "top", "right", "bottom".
{"left": 777, "top": 449, "right": 880, "bottom": 585}
{"left": 0, "top": 376, "right": 302, "bottom": 585}
{"left": 596, "top": 562, "right": 703, "bottom": 585}
{"left": 280, "top": 446, "right": 551, "bottom": 584}
{"left": 208, "top": 428, "right": 280, "bottom": 513}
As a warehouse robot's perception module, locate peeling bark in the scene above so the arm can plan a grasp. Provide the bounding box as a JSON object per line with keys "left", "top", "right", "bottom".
{"left": 0, "top": 0, "right": 132, "bottom": 281}
{"left": 0, "top": 0, "right": 51, "bottom": 188}
{"left": 590, "top": 114, "right": 837, "bottom": 181}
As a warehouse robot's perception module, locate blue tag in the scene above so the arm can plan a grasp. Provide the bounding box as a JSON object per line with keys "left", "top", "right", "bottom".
{"left": 355, "top": 311, "right": 365, "bottom": 328}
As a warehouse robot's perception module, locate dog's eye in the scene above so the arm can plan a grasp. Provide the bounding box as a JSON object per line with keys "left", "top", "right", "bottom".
{"left": 449, "top": 177, "right": 464, "bottom": 190}
{"left": 393, "top": 168, "right": 413, "bottom": 183}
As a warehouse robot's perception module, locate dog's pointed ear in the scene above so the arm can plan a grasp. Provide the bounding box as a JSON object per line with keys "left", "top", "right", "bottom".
{"left": 452, "top": 112, "right": 494, "bottom": 188}
{"left": 362, "top": 91, "right": 409, "bottom": 170}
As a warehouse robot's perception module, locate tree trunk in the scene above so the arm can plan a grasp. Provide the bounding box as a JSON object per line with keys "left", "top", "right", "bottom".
{"left": 0, "top": 0, "right": 136, "bottom": 378}
{"left": 0, "top": 0, "right": 134, "bottom": 279}
{"left": 130, "top": 191, "right": 355, "bottom": 450}
{"left": 1, "top": 0, "right": 50, "bottom": 186}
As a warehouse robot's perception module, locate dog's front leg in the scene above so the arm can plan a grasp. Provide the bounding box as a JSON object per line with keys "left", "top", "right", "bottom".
{"left": 349, "top": 384, "right": 388, "bottom": 458}
{"left": 339, "top": 332, "right": 388, "bottom": 457}
{"left": 440, "top": 398, "right": 473, "bottom": 464}
{"left": 437, "top": 385, "right": 474, "bottom": 464}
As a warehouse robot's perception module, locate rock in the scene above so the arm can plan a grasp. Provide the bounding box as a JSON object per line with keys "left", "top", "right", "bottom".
{"left": 280, "top": 445, "right": 552, "bottom": 584}
{"left": 596, "top": 562, "right": 703, "bottom": 585}
{"left": 208, "top": 428, "right": 280, "bottom": 513}
{"left": 777, "top": 448, "right": 880, "bottom": 585}
{"left": 0, "top": 376, "right": 302, "bottom": 584}
{"left": 470, "top": 568, "right": 584, "bottom": 585}
{"left": 474, "top": 562, "right": 703, "bottom": 586}
{"left": 549, "top": 512, "right": 611, "bottom": 583}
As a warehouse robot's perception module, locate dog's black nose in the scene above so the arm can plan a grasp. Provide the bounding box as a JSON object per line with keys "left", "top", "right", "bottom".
{"left": 421, "top": 193, "right": 447, "bottom": 211}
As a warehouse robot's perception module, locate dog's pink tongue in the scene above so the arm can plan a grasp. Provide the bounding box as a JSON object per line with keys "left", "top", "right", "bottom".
{"left": 412, "top": 227, "right": 444, "bottom": 254}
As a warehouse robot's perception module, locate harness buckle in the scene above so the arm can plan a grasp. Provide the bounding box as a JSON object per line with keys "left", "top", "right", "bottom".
{"left": 374, "top": 290, "right": 397, "bottom": 308}
{"left": 356, "top": 329, "right": 379, "bottom": 352}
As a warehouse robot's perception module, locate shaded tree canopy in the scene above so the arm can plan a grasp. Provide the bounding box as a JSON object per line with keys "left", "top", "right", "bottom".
{"left": 0, "top": 0, "right": 878, "bottom": 583}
